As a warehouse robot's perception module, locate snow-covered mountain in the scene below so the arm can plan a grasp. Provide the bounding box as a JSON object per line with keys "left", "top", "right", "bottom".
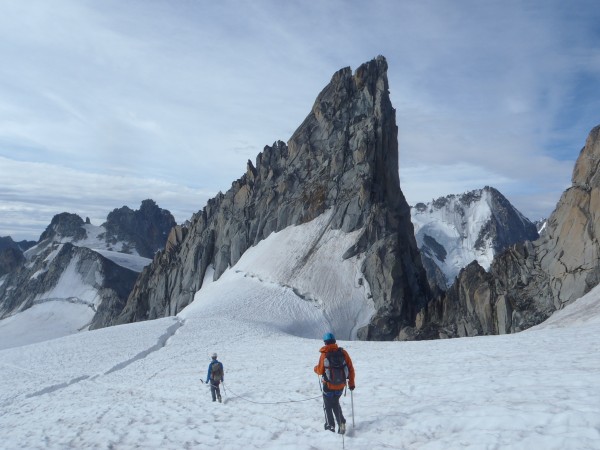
{"left": 411, "top": 186, "right": 538, "bottom": 287}
{"left": 34, "top": 214, "right": 152, "bottom": 271}
{"left": 37, "top": 199, "right": 175, "bottom": 261}
{"left": 0, "top": 200, "right": 175, "bottom": 347}
{"left": 0, "top": 213, "right": 598, "bottom": 448}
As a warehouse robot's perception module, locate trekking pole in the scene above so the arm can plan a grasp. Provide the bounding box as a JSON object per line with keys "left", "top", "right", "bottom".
{"left": 317, "top": 375, "right": 327, "bottom": 429}
{"left": 351, "top": 390, "right": 355, "bottom": 428}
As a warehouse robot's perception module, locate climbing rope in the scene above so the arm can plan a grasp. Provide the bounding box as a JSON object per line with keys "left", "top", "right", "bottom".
{"left": 223, "top": 382, "right": 322, "bottom": 405}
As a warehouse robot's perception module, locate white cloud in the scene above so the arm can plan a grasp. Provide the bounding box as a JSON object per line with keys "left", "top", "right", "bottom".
{"left": 401, "top": 162, "right": 511, "bottom": 202}
{"left": 0, "top": 156, "right": 213, "bottom": 241}
{"left": 0, "top": 0, "right": 599, "bottom": 238}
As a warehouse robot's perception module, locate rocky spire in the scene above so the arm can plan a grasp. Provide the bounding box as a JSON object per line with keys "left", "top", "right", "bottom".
{"left": 114, "top": 56, "right": 431, "bottom": 340}
{"left": 536, "top": 125, "right": 600, "bottom": 305}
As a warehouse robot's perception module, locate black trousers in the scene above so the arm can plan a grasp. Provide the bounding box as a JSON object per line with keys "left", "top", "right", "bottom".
{"left": 210, "top": 380, "right": 221, "bottom": 401}
{"left": 323, "top": 391, "right": 345, "bottom": 427}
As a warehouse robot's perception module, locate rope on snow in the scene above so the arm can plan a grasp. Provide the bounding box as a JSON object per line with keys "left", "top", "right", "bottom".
{"left": 222, "top": 382, "right": 322, "bottom": 405}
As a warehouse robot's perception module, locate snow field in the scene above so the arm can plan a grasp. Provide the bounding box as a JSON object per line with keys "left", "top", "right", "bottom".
{"left": 0, "top": 301, "right": 94, "bottom": 351}
{"left": 1, "top": 298, "right": 599, "bottom": 449}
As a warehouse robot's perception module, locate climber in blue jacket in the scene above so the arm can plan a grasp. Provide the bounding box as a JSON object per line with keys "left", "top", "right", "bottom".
{"left": 205, "top": 353, "right": 224, "bottom": 402}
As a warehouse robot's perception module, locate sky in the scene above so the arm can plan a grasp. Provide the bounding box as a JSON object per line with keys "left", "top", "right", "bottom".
{"left": 1, "top": 0, "right": 600, "bottom": 241}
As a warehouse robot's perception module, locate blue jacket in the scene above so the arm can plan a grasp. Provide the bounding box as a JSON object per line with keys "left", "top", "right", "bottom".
{"left": 206, "top": 359, "right": 223, "bottom": 383}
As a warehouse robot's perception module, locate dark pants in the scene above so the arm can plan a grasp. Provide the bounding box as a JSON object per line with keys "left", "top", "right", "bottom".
{"left": 323, "top": 390, "right": 345, "bottom": 428}
{"left": 210, "top": 380, "right": 221, "bottom": 401}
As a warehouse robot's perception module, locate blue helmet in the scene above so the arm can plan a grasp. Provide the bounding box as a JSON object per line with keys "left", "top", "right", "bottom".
{"left": 323, "top": 332, "right": 336, "bottom": 343}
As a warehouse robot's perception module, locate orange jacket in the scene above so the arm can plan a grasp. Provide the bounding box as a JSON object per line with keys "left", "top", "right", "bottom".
{"left": 314, "top": 343, "right": 355, "bottom": 390}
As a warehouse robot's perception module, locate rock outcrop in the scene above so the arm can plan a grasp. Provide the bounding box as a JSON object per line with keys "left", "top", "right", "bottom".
{"left": 0, "top": 247, "right": 25, "bottom": 277}
{"left": 0, "top": 236, "right": 32, "bottom": 275}
{"left": 116, "top": 56, "right": 431, "bottom": 340}
{"left": 103, "top": 199, "right": 176, "bottom": 258}
{"left": 419, "top": 125, "right": 600, "bottom": 337}
{"left": 0, "top": 236, "right": 36, "bottom": 253}
{"left": 39, "top": 213, "right": 87, "bottom": 242}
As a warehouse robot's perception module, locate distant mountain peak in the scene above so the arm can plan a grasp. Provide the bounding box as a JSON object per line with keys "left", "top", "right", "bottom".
{"left": 102, "top": 199, "right": 176, "bottom": 258}
{"left": 39, "top": 212, "right": 86, "bottom": 242}
{"left": 412, "top": 186, "right": 538, "bottom": 288}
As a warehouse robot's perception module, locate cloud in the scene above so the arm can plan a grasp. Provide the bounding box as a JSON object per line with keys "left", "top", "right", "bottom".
{"left": 0, "top": 0, "right": 599, "bottom": 238}
{"left": 0, "top": 156, "right": 213, "bottom": 240}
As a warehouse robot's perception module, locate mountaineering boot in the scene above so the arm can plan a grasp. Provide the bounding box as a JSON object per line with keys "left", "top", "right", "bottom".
{"left": 218, "top": 395, "right": 222, "bottom": 403}
{"left": 338, "top": 422, "right": 346, "bottom": 434}
{"left": 324, "top": 423, "right": 335, "bottom": 432}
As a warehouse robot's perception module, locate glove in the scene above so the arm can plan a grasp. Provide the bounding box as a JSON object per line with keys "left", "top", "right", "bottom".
{"left": 349, "top": 386, "right": 355, "bottom": 391}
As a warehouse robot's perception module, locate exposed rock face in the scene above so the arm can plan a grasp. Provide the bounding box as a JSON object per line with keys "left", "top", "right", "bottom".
{"left": 39, "top": 213, "right": 86, "bottom": 242}
{"left": 0, "top": 237, "right": 29, "bottom": 275}
{"left": 116, "top": 56, "right": 431, "bottom": 340}
{"left": 420, "top": 125, "right": 600, "bottom": 337}
{"left": 0, "top": 236, "right": 36, "bottom": 253}
{"left": 411, "top": 186, "right": 538, "bottom": 289}
{"left": 103, "top": 199, "right": 176, "bottom": 258}
{"left": 0, "top": 242, "right": 138, "bottom": 329}
{"left": 541, "top": 126, "right": 600, "bottom": 305}
{"left": 0, "top": 236, "right": 18, "bottom": 252}
{"left": 420, "top": 253, "right": 448, "bottom": 293}
{"left": 0, "top": 247, "right": 25, "bottom": 276}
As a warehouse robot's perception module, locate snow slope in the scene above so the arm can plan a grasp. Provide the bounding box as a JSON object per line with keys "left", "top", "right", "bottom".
{"left": 0, "top": 215, "right": 599, "bottom": 449}
{"left": 0, "top": 245, "right": 142, "bottom": 349}
{"left": 224, "top": 210, "right": 374, "bottom": 340}
{"left": 412, "top": 190, "right": 496, "bottom": 285}
{"left": 0, "top": 252, "right": 102, "bottom": 349}
{"left": 25, "top": 223, "right": 152, "bottom": 273}
{"left": 0, "top": 301, "right": 94, "bottom": 351}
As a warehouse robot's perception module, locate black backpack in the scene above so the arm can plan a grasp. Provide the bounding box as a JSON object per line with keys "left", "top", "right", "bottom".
{"left": 211, "top": 361, "right": 223, "bottom": 382}
{"left": 324, "top": 348, "right": 348, "bottom": 385}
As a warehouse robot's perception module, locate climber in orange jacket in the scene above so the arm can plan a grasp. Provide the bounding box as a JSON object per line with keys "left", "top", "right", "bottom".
{"left": 314, "top": 332, "right": 355, "bottom": 434}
